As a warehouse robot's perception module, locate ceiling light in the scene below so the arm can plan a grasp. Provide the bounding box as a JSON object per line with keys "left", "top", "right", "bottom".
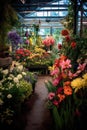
{"left": 20, "top": 0, "right": 26, "bottom": 4}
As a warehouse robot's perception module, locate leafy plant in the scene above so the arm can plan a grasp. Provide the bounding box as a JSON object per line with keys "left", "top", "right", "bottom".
{"left": 0, "top": 3, "right": 20, "bottom": 53}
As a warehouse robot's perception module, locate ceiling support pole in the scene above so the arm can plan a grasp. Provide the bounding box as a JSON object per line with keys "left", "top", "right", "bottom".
{"left": 73, "top": 0, "right": 78, "bottom": 35}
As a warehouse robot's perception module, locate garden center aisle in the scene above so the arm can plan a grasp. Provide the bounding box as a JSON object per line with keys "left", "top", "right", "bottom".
{"left": 23, "top": 75, "right": 54, "bottom": 130}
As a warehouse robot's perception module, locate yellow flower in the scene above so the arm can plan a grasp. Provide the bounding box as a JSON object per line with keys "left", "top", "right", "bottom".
{"left": 83, "top": 73, "right": 87, "bottom": 80}
{"left": 29, "top": 38, "right": 33, "bottom": 45}
{"left": 48, "top": 65, "right": 55, "bottom": 71}
{"left": 71, "top": 78, "right": 83, "bottom": 92}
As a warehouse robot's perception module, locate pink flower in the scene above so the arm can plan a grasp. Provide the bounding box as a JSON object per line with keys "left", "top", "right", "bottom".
{"left": 77, "top": 63, "right": 86, "bottom": 71}
{"left": 42, "top": 35, "right": 55, "bottom": 47}
{"left": 52, "top": 77, "right": 60, "bottom": 86}
{"left": 48, "top": 92, "right": 55, "bottom": 100}
{"left": 51, "top": 68, "right": 59, "bottom": 76}
{"left": 68, "top": 71, "right": 74, "bottom": 79}
{"left": 60, "top": 59, "right": 72, "bottom": 69}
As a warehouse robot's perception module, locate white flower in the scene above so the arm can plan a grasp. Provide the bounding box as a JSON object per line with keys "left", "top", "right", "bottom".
{"left": 13, "top": 77, "right": 19, "bottom": 83}
{"left": 22, "top": 72, "right": 26, "bottom": 76}
{"left": 15, "top": 61, "right": 20, "bottom": 66}
{"left": 0, "top": 99, "right": 4, "bottom": 105}
{"left": 17, "top": 65, "right": 23, "bottom": 71}
{"left": 8, "top": 77, "right": 12, "bottom": 80}
{"left": 9, "top": 74, "right": 14, "bottom": 78}
{"left": 17, "top": 74, "right": 23, "bottom": 80}
{"left": 8, "top": 83, "right": 14, "bottom": 89}
{"left": 2, "top": 69, "right": 9, "bottom": 75}
{"left": 7, "top": 94, "right": 12, "bottom": 99}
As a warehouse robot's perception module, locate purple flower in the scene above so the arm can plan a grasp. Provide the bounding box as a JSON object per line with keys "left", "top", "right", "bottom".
{"left": 8, "top": 31, "right": 23, "bottom": 44}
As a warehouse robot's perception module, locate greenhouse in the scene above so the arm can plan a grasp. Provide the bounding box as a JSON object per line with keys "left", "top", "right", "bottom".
{"left": 0, "top": 0, "right": 87, "bottom": 130}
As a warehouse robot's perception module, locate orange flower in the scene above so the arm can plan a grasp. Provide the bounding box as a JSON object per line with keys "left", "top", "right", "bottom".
{"left": 60, "top": 55, "right": 67, "bottom": 61}
{"left": 64, "top": 81, "right": 71, "bottom": 86}
{"left": 63, "top": 85, "right": 72, "bottom": 95}
{"left": 58, "top": 94, "right": 65, "bottom": 102}
{"left": 62, "top": 72, "right": 67, "bottom": 79}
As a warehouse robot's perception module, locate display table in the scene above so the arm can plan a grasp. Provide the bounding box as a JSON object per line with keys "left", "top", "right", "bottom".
{"left": 27, "top": 64, "right": 49, "bottom": 75}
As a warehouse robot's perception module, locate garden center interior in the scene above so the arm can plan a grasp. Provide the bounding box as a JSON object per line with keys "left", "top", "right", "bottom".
{"left": 0, "top": 0, "right": 87, "bottom": 130}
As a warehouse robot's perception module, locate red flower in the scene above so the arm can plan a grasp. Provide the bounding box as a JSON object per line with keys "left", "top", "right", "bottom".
{"left": 42, "top": 36, "right": 55, "bottom": 47}
{"left": 53, "top": 100, "right": 59, "bottom": 106}
{"left": 58, "top": 43, "right": 62, "bottom": 49}
{"left": 61, "top": 29, "right": 69, "bottom": 36}
{"left": 65, "top": 35, "right": 70, "bottom": 42}
{"left": 71, "top": 42, "right": 76, "bottom": 48}
{"left": 56, "top": 87, "right": 63, "bottom": 94}
{"left": 54, "top": 59, "right": 60, "bottom": 67}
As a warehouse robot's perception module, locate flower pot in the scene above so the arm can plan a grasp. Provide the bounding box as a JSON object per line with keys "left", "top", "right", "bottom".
{"left": 0, "top": 57, "right": 12, "bottom": 68}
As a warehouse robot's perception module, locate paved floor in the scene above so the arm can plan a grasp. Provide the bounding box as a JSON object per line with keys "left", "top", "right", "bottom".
{"left": 13, "top": 75, "right": 54, "bottom": 130}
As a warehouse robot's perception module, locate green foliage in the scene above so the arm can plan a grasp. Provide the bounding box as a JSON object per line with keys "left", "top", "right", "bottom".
{"left": 18, "top": 79, "right": 32, "bottom": 101}
{"left": 45, "top": 80, "right": 56, "bottom": 93}
{"left": 0, "top": 62, "right": 33, "bottom": 124}
{"left": 59, "top": 34, "right": 87, "bottom": 66}
{"left": 0, "top": 4, "right": 19, "bottom": 46}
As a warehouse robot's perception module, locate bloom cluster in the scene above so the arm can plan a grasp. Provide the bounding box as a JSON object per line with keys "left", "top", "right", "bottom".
{"left": 57, "top": 29, "right": 86, "bottom": 65}
{"left": 47, "top": 55, "right": 86, "bottom": 106}
{"left": 8, "top": 30, "right": 22, "bottom": 45}
{"left": 15, "top": 48, "right": 31, "bottom": 62}
{"left": 42, "top": 35, "right": 55, "bottom": 47}
{"left": 45, "top": 54, "right": 87, "bottom": 129}
{"left": 0, "top": 61, "right": 33, "bottom": 124}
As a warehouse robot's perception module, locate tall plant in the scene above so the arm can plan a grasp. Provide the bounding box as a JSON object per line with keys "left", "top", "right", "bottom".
{"left": 0, "top": 3, "right": 19, "bottom": 51}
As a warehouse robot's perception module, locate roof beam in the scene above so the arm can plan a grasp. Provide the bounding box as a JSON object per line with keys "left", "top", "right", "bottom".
{"left": 19, "top": 9, "right": 68, "bottom": 13}
{"left": 13, "top": 4, "right": 69, "bottom": 8}
{"left": 23, "top": 16, "right": 65, "bottom": 19}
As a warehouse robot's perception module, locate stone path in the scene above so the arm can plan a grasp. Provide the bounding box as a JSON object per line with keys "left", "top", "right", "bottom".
{"left": 22, "top": 75, "right": 54, "bottom": 130}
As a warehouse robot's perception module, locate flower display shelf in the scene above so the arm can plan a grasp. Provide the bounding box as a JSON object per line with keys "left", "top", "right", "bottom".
{"left": 27, "top": 64, "right": 49, "bottom": 75}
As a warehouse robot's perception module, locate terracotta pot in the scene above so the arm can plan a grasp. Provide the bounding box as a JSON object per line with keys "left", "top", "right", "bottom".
{"left": 0, "top": 57, "right": 12, "bottom": 68}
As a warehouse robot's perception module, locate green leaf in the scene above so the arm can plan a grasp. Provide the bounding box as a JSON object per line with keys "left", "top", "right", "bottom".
{"left": 52, "top": 106, "right": 63, "bottom": 130}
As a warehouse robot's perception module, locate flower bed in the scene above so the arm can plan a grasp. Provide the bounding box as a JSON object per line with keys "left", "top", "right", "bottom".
{"left": 0, "top": 61, "right": 37, "bottom": 126}
{"left": 45, "top": 54, "right": 87, "bottom": 130}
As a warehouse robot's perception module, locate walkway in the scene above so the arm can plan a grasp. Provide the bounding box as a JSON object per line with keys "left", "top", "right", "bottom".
{"left": 16, "top": 75, "right": 54, "bottom": 130}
